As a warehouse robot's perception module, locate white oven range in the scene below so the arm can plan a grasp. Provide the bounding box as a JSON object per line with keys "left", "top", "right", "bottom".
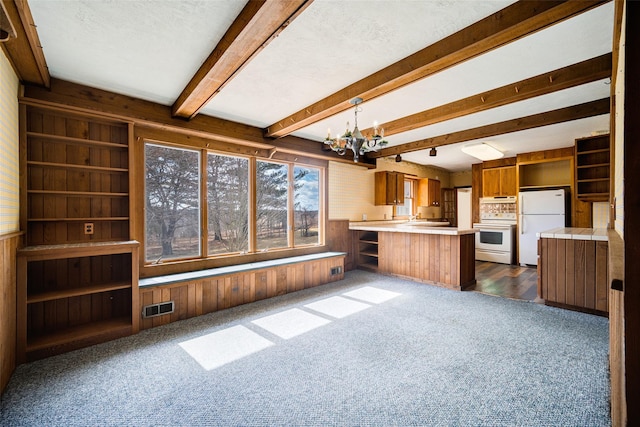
{"left": 474, "top": 196, "right": 517, "bottom": 265}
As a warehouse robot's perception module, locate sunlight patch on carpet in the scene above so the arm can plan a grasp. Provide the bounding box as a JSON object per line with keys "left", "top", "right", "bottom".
{"left": 304, "top": 296, "right": 371, "bottom": 319}
{"left": 343, "top": 286, "right": 401, "bottom": 304}
{"left": 179, "top": 325, "right": 274, "bottom": 370}
{"left": 251, "top": 308, "right": 331, "bottom": 339}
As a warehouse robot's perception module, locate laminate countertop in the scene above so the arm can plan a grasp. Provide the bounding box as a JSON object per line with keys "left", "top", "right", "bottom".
{"left": 349, "top": 221, "right": 477, "bottom": 236}
{"left": 538, "top": 227, "right": 608, "bottom": 241}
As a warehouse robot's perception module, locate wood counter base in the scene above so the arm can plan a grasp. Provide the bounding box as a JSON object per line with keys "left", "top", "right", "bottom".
{"left": 377, "top": 232, "right": 476, "bottom": 291}
{"left": 539, "top": 236, "right": 608, "bottom": 315}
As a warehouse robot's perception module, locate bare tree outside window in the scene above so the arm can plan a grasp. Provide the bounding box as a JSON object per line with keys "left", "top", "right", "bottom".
{"left": 145, "top": 144, "right": 200, "bottom": 262}
{"left": 207, "top": 153, "right": 249, "bottom": 254}
{"left": 256, "top": 161, "right": 289, "bottom": 250}
{"left": 294, "top": 166, "right": 320, "bottom": 246}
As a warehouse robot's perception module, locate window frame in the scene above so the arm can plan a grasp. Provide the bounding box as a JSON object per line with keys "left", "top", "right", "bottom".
{"left": 142, "top": 139, "right": 325, "bottom": 266}
{"left": 394, "top": 177, "right": 417, "bottom": 218}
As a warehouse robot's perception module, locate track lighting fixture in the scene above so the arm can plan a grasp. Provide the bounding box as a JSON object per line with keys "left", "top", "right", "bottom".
{"left": 395, "top": 154, "right": 402, "bottom": 162}
{"left": 429, "top": 147, "right": 437, "bottom": 157}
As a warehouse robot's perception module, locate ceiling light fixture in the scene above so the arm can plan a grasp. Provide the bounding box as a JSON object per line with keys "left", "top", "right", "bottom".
{"left": 461, "top": 142, "right": 504, "bottom": 161}
{"left": 429, "top": 147, "right": 437, "bottom": 157}
{"left": 395, "top": 154, "right": 402, "bottom": 163}
{"left": 323, "top": 97, "right": 388, "bottom": 163}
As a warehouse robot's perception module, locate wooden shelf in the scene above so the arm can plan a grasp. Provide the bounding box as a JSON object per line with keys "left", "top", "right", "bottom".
{"left": 27, "top": 281, "right": 132, "bottom": 303}
{"left": 577, "top": 178, "right": 610, "bottom": 183}
{"left": 577, "top": 162, "right": 609, "bottom": 169}
{"left": 28, "top": 217, "right": 129, "bottom": 222}
{"left": 519, "top": 184, "right": 571, "bottom": 190}
{"left": 577, "top": 192, "right": 609, "bottom": 198}
{"left": 27, "top": 160, "right": 128, "bottom": 173}
{"left": 19, "top": 240, "right": 139, "bottom": 258}
{"left": 359, "top": 250, "right": 379, "bottom": 258}
{"left": 26, "top": 318, "right": 132, "bottom": 352}
{"left": 577, "top": 148, "right": 610, "bottom": 155}
{"left": 27, "top": 131, "right": 128, "bottom": 149}
{"left": 359, "top": 239, "right": 378, "bottom": 245}
{"left": 28, "top": 190, "right": 128, "bottom": 197}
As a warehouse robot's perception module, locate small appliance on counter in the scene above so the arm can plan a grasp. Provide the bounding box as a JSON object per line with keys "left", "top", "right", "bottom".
{"left": 518, "top": 189, "right": 568, "bottom": 266}
{"left": 473, "top": 196, "right": 517, "bottom": 265}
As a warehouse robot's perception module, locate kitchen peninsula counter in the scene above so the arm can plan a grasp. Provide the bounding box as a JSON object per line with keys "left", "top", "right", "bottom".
{"left": 349, "top": 221, "right": 477, "bottom": 291}
{"left": 538, "top": 227, "right": 608, "bottom": 314}
{"left": 349, "top": 220, "right": 477, "bottom": 236}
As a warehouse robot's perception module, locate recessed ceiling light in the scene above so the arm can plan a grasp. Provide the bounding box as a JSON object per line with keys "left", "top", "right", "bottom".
{"left": 461, "top": 142, "right": 503, "bottom": 161}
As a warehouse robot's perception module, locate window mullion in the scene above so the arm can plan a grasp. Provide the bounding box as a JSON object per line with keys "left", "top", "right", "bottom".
{"left": 249, "top": 157, "right": 257, "bottom": 253}
{"left": 201, "top": 150, "right": 208, "bottom": 257}
{"left": 288, "top": 164, "right": 295, "bottom": 248}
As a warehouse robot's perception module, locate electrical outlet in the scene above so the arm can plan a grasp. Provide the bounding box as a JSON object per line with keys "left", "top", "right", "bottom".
{"left": 84, "top": 222, "right": 94, "bottom": 235}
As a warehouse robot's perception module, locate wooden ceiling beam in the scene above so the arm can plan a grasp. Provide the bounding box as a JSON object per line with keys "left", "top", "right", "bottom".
{"left": 360, "top": 53, "right": 612, "bottom": 138}
{"left": 1, "top": 0, "right": 50, "bottom": 87}
{"left": 172, "top": 0, "right": 313, "bottom": 119}
{"left": 265, "top": 0, "right": 609, "bottom": 138}
{"left": 367, "top": 98, "right": 611, "bottom": 158}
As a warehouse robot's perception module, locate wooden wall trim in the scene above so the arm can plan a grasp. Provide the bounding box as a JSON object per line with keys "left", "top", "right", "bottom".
{"left": 0, "top": 0, "right": 49, "bottom": 87}
{"left": 624, "top": 1, "right": 640, "bottom": 423}
{"left": 608, "top": 229, "right": 625, "bottom": 426}
{"left": 0, "top": 233, "right": 21, "bottom": 395}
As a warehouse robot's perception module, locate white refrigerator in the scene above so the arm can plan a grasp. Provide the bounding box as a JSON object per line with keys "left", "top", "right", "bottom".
{"left": 518, "top": 189, "right": 566, "bottom": 266}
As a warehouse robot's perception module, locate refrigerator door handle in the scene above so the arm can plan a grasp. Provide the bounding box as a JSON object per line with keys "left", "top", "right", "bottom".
{"left": 520, "top": 216, "right": 525, "bottom": 234}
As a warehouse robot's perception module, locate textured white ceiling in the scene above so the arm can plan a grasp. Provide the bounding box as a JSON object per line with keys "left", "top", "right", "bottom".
{"left": 28, "top": 0, "right": 614, "bottom": 171}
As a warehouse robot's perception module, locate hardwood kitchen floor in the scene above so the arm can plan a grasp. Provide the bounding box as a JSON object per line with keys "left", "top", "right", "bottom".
{"left": 469, "top": 261, "right": 539, "bottom": 301}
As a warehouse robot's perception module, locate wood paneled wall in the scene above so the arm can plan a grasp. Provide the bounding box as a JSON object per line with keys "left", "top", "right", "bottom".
{"left": 1, "top": 232, "right": 21, "bottom": 395}
{"left": 327, "top": 220, "right": 354, "bottom": 271}
{"left": 139, "top": 255, "right": 345, "bottom": 330}
{"left": 378, "top": 232, "right": 475, "bottom": 290}
{"left": 539, "top": 238, "right": 608, "bottom": 314}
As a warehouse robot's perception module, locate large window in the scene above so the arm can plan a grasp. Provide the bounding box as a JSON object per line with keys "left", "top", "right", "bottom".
{"left": 294, "top": 165, "right": 320, "bottom": 246}
{"left": 145, "top": 144, "right": 201, "bottom": 262}
{"left": 144, "top": 142, "right": 323, "bottom": 263}
{"left": 256, "top": 161, "right": 289, "bottom": 251}
{"left": 207, "top": 153, "right": 249, "bottom": 255}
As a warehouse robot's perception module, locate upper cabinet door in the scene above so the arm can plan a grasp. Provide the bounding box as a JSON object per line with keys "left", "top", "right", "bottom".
{"left": 482, "top": 166, "right": 516, "bottom": 197}
{"left": 374, "top": 171, "right": 404, "bottom": 205}
{"left": 417, "top": 178, "right": 440, "bottom": 206}
{"left": 482, "top": 168, "right": 501, "bottom": 197}
{"left": 501, "top": 166, "right": 517, "bottom": 196}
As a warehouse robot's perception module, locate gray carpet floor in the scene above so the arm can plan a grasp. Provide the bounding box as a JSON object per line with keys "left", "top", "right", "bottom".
{"left": 1, "top": 270, "right": 610, "bottom": 426}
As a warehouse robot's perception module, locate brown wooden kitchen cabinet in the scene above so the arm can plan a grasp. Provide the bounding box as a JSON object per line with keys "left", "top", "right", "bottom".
{"left": 417, "top": 178, "right": 440, "bottom": 206}
{"left": 482, "top": 166, "right": 516, "bottom": 197}
{"left": 375, "top": 171, "right": 404, "bottom": 205}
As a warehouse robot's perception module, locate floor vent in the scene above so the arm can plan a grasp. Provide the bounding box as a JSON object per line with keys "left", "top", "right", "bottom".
{"left": 330, "top": 266, "right": 343, "bottom": 276}
{"left": 142, "top": 301, "right": 175, "bottom": 318}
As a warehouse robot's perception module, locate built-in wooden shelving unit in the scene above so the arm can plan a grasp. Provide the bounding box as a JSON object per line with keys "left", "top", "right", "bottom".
{"left": 18, "top": 105, "right": 137, "bottom": 362}
{"left": 575, "top": 134, "right": 610, "bottom": 202}
{"left": 356, "top": 231, "right": 379, "bottom": 272}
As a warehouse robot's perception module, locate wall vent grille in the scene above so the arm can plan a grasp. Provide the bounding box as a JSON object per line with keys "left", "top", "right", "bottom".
{"left": 142, "top": 301, "right": 174, "bottom": 318}
{"left": 330, "top": 266, "right": 343, "bottom": 275}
